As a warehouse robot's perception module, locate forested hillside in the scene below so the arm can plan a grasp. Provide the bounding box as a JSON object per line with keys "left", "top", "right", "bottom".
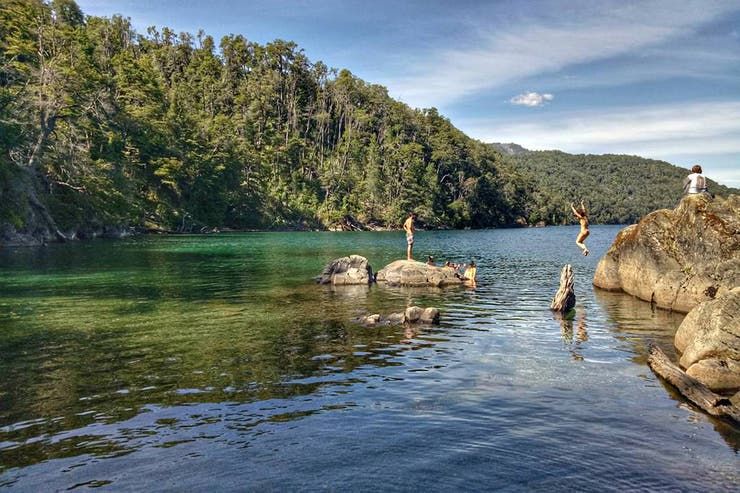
{"left": 0, "top": 0, "right": 531, "bottom": 244}
{"left": 493, "top": 146, "right": 737, "bottom": 225}
{"left": 2, "top": 1, "right": 735, "bottom": 245}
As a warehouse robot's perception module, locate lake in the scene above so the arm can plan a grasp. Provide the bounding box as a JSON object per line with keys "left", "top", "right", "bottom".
{"left": 0, "top": 226, "right": 738, "bottom": 491}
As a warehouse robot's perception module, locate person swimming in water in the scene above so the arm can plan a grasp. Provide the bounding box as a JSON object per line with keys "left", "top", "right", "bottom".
{"left": 571, "top": 200, "right": 590, "bottom": 256}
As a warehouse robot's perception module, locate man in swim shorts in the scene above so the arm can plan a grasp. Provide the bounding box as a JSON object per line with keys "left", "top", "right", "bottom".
{"left": 403, "top": 212, "right": 416, "bottom": 261}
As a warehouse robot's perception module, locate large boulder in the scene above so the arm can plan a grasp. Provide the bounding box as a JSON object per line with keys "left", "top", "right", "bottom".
{"left": 593, "top": 194, "right": 739, "bottom": 313}
{"left": 317, "top": 255, "right": 373, "bottom": 285}
{"left": 674, "top": 288, "right": 740, "bottom": 391}
{"left": 376, "top": 260, "right": 464, "bottom": 287}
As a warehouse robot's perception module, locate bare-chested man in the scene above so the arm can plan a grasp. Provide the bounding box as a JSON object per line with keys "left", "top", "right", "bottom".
{"left": 570, "top": 200, "right": 590, "bottom": 256}
{"left": 403, "top": 212, "right": 416, "bottom": 260}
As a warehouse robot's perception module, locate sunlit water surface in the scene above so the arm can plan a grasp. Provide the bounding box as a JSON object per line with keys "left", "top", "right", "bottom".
{"left": 0, "top": 227, "right": 738, "bottom": 491}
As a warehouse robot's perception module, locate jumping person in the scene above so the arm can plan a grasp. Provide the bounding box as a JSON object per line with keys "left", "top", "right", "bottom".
{"left": 403, "top": 212, "right": 416, "bottom": 261}
{"left": 571, "top": 200, "right": 590, "bottom": 256}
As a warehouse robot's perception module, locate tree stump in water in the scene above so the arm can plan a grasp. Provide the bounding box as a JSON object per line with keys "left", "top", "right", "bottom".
{"left": 550, "top": 264, "right": 575, "bottom": 313}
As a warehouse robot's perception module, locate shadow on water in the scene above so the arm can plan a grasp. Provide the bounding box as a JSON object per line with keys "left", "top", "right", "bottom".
{"left": 594, "top": 288, "right": 740, "bottom": 449}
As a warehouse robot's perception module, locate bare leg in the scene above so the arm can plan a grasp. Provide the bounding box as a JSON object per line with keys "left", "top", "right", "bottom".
{"left": 576, "top": 231, "right": 590, "bottom": 256}
{"left": 407, "top": 242, "right": 413, "bottom": 261}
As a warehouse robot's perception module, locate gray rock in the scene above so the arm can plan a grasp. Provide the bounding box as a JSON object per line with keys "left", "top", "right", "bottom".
{"left": 405, "top": 306, "right": 424, "bottom": 322}
{"left": 358, "top": 307, "right": 441, "bottom": 326}
{"left": 674, "top": 287, "right": 740, "bottom": 392}
{"left": 420, "top": 307, "right": 440, "bottom": 324}
{"left": 686, "top": 359, "right": 740, "bottom": 392}
{"left": 317, "top": 255, "right": 374, "bottom": 285}
{"left": 359, "top": 314, "right": 381, "bottom": 325}
{"left": 594, "top": 194, "right": 739, "bottom": 313}
{"left": 376, "top": 260, "right": 464, "bottom": 287}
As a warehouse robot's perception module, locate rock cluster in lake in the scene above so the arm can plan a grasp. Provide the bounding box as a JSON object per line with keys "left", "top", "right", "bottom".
{"left": 318, "top": 257, "right": 466, "bottom": 288}
{"left": 594, "top": 194, "right": 739, "bottom": 393}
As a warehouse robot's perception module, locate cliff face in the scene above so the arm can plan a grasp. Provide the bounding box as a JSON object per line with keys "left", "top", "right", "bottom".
{"left": 593, "top": 194, "right": 739, "bottom": 313}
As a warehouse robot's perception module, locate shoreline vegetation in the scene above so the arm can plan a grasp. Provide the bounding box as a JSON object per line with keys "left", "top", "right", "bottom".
{"left": 1, "top": 1, "right": 737, "bottom": 247}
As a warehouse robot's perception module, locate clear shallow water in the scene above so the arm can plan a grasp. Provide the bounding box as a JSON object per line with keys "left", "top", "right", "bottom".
{"left": 0, "top": 227, "right": 737, "bottom": 491}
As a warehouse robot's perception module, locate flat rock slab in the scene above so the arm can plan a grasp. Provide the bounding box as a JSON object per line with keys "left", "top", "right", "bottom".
{"left": 376, "top": 260, "right": 464, "bottom": 287}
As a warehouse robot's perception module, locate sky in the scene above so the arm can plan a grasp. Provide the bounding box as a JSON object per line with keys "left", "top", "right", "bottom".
{"left": 76, "top": 0, "right": 740, "bottom": 187}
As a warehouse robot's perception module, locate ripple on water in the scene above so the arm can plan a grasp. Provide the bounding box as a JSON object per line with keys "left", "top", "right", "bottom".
{"left": 0, "top": 227, "right": 737, "bottom": 490}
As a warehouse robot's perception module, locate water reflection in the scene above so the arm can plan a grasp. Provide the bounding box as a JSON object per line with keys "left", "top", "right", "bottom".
{"left": 593, "top": 289, "right": 683, "bottom": 362}
{"left": 556, "top": 310, "right": 590, "bottom": 361}
{"left": 1, "top": 227, "right": 738, "bottom": 491}
{"left": 594, "top": 288, "right": 740, "bottom": 448}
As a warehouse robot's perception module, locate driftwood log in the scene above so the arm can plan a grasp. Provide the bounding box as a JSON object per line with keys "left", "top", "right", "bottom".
{"left": 647, "top": 344, "right": 740, "bottom": 423}
{"left": 550, "top": 264, "right": 575, "bottom": 313}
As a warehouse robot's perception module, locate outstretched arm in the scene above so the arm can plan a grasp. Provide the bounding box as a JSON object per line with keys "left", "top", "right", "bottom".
{"left": 570, "top": 202, "right": 582, "bottom": 218}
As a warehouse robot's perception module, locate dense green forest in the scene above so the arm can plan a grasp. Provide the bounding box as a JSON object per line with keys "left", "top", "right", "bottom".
{"left": 492, "top": 145, "right": 737, "bottom": 224}
{"left": 0, "top": 0, "right": 531, "bottom": 244}
{"left": 1, "top": 1, "right": 735, "bottom": 245}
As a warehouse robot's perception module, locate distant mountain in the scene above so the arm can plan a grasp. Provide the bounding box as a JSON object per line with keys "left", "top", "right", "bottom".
{"left": 490, "top": 143, "right": 530, "bottom": 156}
{"left": 490, "top": 145, "right": 738, "bottom": 225}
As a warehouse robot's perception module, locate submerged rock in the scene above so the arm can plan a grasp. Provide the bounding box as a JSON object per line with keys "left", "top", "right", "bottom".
{"left": 594, "top": 194, "right": 739, "bottom": 313}
{"left": 317, "top": 255, "right": 374, "bottom": 285}
{"left": 674, "top": 288, "right": 740, "bottom": 392}
{"left": 357, "top": 306, "right": 441, "bottom": 326}
{"left": 376, "top": 260, "right": 464, "bottom": 287}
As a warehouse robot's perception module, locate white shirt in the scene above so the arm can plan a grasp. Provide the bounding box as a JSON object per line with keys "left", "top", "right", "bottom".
{"left": 685, "top": 173, "right": 706, "bottom": 194}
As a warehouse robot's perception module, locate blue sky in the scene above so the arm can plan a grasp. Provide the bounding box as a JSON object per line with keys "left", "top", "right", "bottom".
{"left": 77, "top": 0, "right": 740, "bottom": 187}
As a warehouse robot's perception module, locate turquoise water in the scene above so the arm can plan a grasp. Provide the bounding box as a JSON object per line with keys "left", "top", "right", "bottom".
{"left": 0, "top": 227, "right": 737, "bottom": 491}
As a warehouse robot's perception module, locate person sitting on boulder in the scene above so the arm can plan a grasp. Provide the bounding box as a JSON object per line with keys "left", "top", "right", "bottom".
{"left": 571, "top": 200, "right": 590, "bottom": 256}
{"left": 426, "top": 255, "right": 435, "bottom": 266}
{"left": 463, "top": 261, "right": 477, "bottom": 282}
{"left": 683, "top": 164, "right": 708, "bottom": 195}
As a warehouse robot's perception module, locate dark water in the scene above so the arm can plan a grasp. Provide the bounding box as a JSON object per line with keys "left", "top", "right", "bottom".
{"left": 0, "top": 227, "right": 737, "bottom": 491}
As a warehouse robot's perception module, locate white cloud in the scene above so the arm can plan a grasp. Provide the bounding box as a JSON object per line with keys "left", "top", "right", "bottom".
{"left": 462, "top": 101, "right": 740, "bottom": 152}
{"left": 383, "top": 0, "right": 740, "bottom": 108}
{"left": 510, "top": 92, "right": 553, "bottom": 107}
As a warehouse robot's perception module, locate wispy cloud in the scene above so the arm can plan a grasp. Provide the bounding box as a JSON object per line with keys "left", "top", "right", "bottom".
{"left": 384, "top": 0, "right": 740, "bottom": 108}
{"left": 462, "top": 101, "right": 740, "bottom": 154}
{"left": 510, "top": 92, "right": 553, "bottom": 107}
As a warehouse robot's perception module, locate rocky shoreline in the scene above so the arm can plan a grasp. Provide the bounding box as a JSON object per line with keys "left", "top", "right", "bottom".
{"left": 594, "top": 194, "right": 739, "bottom": 399}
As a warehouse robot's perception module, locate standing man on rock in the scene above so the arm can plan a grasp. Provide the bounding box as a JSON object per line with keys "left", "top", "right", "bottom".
{"left": 403, "top": 212, "right": 416, "bottom": 261}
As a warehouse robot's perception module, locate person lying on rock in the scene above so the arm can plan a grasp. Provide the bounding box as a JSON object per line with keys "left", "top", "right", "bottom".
{"left": 571, "top": 200, "right": 590, "bottom": 256}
